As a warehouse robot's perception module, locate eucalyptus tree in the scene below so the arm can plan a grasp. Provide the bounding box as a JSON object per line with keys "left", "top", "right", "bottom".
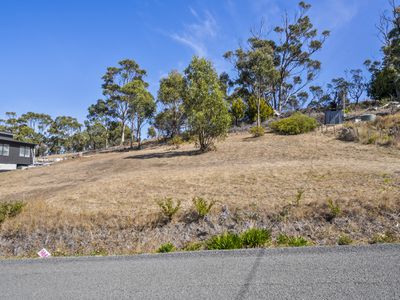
{"left": 224, "top": 38, "right": 277, "bottom": 126}
{"left": 87, "top": 99, "right": 112, "bottom": 149}
{"left": 184, "top": 56, "right": 231, "bottom": 152}
{"left": 157, "top": 70, "right": 186, "bottom": 138}
{"left": 121, "top": 79, "right": 156, "bottom": 149}
{"left": 346, "top": 69, "right": 367, "bottom": 104}
{"left": 101, "top": 59, "right": 146, "bottom": 145}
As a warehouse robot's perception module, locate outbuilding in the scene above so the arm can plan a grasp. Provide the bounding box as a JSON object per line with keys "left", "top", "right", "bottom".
{"left": 0, "top": 132, "right": 35, "bottom": 170}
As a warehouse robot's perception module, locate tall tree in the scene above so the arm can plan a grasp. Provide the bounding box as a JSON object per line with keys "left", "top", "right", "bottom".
{"left": 87, "top": 99, "right": 112, "bottom": 149}
{"left": 101, "top": 59, "right": 146, "bottom": 145}
{"left": 367, "top": 0, "right": 400, "bottom": 101}
{"left": 224, "top": 38, "right": 277, "bottom": 126}
{"left": 184, "top": 57, "right": 231, "bottom": 152}
{"left": 157, "top": 70, "right": 186, "bottom": 138}
{"left": 346, "top": 69, "right": 367, "bottom": 104}
{"left": 121, "top": 79, "right": 156, "bottom": 149}
{"left": 48, "top": 116, "right": 82, "bottom": 153}
{"left": 270, "top": 2, "right": 329, "bottom": 111}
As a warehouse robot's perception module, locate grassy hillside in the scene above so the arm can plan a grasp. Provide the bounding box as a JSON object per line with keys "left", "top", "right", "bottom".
{"left": 0, "top": 131, "right": 399, "bottom": 256}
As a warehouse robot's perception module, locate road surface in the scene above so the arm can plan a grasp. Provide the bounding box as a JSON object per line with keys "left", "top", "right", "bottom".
{"left": 1, "top": 244, "right": 399, "bottom": 299}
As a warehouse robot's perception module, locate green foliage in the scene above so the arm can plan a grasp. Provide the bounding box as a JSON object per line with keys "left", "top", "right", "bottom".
{"left": 246, "top": 96, "right": 274, "bottom": 124}
{"left": 327, "top": 199, "right": 341, "bottom": 219}
{"left": 249, "top": 126, "right": 265, "bottom": 137}
{"left": 338, "top": 235, "right": 353, "bottom": 246}
{"left": 184, "top": 57, "right": 231, "bottom": 152}
{"left": 240, "top": 228, "right": 271, "bottom": 248}
{"left": 157, "top": 71, "right": 186, "bottom": 137}
{"left": 183, "top": 242, "right": 204, "bottom": 251}
{"left": 276, "top": 234, "right": 309, "bottom": 247}
{"left": 206, "top": 232, "right": 243, "bottom": 250}
{"left": 230, "top": 97, "right": 246, "bottom": 126}
{"left": 147, "top": 126, "right": 157, "bottom": 139}
{"left": 157, "top": 242, "right": 176, "bottom": 253}
{"left": 192, "top": 197, "right": 216, "bottom": 218}
{"left": 225, "top": 2, "right": 329, "bottom": 112}
{"left": 294, "top": 189, "right": 305, "bottom": 206}
{"left": 121, "top": 79, "right": 156, "bottom": 148}
{"left": 369, "top": 232, "right": 397, "bottom": 244}
{"left": 156, "top": 198, "right": 181, "bottom": 221}
{"left": 0, "top": 201, "right": 25, "bottom": 224}
{"left": 168, "top": 136, "right": 184, "bottom": 148}
{"left": 270, "top": 113, "right": 318, "bottom": 135}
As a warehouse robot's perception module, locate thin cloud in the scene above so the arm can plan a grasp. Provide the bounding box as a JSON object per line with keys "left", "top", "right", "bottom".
{"left": 314, "top": 0, "right": 360, "bottom": 30}
{"left": 170, "top": 9, "right": 217, "bottom": 57}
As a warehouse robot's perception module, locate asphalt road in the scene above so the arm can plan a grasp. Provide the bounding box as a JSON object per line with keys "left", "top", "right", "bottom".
{"left": 0, "top": 244, "right": 399, "bottom": 299}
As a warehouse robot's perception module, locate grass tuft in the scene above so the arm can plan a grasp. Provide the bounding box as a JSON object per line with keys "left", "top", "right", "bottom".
{"left": 156, "top": 198, "right": 181, "bottom": 221}
{"left": 206, "top": 232, "right": 242, "bottom": 250}
{"left": 0, "top": 201, "right": 25, "bottom": 224}
{"left": 157, "top": 242, "right": 175, "bottom": 253}
{"left": 338, "top": 235, "right": 353, "bottom": 245}
{"left": 240, "top": 228, "right": 271, "bottom": 248}
{"left": 192, "top": 197, "right": 216, "bottom": 218}
{"left": 276, "top": 234, "right": 310, "bottom": 247}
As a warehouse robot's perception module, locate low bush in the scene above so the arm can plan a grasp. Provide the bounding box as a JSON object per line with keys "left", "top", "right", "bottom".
{"left": 183, "top": 242, "right": 203, "bottom": 252}
{"left": 270, "top": 113, "right": 318, "bottom": 135}
{"left": 294, "top": 189, "right": 305, "bottom": 206}
{"left": 192, "top": 197, "right": 216, "bottom": 218}
{"left": 0, "top": 201, "right": 25, "bottom": 224}
{"left": 157, "top": 242, "right": 175, "bottom": 253}
{"left": 168, "top": 136, "right": 184, "bottom": 148}
{"left": 369, "top": 232, "right": 397, "bottom": 244}
{"left": 249, "top": 126, "right": 265, "bottom": 137}
{"left": 326, "top": 199, "right": 341, "bottom": 221}
{"left": 240, "top": 228, "right": 271, "bottom": 248}
{"left": 338, "top": 235, "right": 353, "bottom": 245}
{"left": 206, "top": 232, "right": 242, "bottom": 250}
{"left": 276, "top": 234, "right": 309, "bottom": 247}
{"left": 156, "top": 198, "right": 181, "bottom": 221}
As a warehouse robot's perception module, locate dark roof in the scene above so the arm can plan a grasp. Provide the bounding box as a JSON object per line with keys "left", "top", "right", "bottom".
{"left": 0, "top": 132, "right": 36, "bottom": 146}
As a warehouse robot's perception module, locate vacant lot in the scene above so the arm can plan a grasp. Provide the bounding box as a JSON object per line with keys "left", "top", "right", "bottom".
{"left": 0, "top": 131, "right": 399, "bottom": 256}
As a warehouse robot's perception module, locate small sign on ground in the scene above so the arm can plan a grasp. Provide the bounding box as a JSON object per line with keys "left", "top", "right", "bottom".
{"left": 37, "top": 248, "right": 51, "bottom": 258}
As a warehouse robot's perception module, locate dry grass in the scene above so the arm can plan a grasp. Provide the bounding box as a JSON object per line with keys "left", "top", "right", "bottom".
{"left": 0, "top": 131, "right": 399, "bottom": 257}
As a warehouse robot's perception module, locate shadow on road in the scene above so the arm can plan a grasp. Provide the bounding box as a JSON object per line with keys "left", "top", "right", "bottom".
{"left": 124, "top": 150, "right": 202, "bottom": 160}
{"left": 235, "top": 248, "right": 265, "bottom": 300}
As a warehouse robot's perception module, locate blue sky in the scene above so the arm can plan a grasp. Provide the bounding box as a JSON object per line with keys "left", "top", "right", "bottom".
{"left": 0, "top": 0, "right": 388, "bottom": 123}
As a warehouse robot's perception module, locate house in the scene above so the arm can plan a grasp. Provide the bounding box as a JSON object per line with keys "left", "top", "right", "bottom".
{"left": 0, "top": 132, "right": 36, "bottom": 170}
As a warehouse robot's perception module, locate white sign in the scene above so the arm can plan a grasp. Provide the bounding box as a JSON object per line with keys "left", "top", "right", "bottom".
{"left": 37, "top": 248, "right": 51, "bottom": 258}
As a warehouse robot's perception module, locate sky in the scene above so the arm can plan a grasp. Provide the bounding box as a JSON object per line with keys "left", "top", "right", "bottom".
{"left": 0, "top": 0, "right": 390, "bottom": 123}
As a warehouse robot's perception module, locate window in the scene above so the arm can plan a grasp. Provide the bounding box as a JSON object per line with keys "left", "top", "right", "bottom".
{"left": 0, "top": 144, "right": 9, "bottom": 156}
{"left": 19, "top": 146, "right": 30, "bottom": 158}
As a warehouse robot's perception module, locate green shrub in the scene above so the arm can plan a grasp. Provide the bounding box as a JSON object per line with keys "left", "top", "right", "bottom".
{"left": 369, "top": 232, "right": 397, "bottom": 244}
{"left": 168, "top": 136, "right": 184, "bottom": 148}
{"left": 183, "top": 242, "right": 203, "bottom": 251}
{"left": 338, "top": 235, "right": 353, "bottom": 245}
{"left": 276, "top": 234, "right": 309, "bottom": 247}
{"left": 270, "top": 113, "right": 318, "bottom": 135}
{"left": 294, "top": 189, "right": 305, "bottom": 206}
{"left": 0, "top": 201, "right": 25, "bottom": 224}
{"left": 157, "top": 242, "right": 176, "bottom": 253}
{"left": 206, "top": 232, "right": 243, "bottom": 250}
{"left": 240, "top": 228, "right": 271, "bottom": 248}
{"left": 249, "top": 126, "right": 265, "bottom": 137}
{"left": 327, "top": 199, "right": 341, "bottom": 219}
{"left": 192, "top": 197, "right": 216, "bottom": 218}
{"left": 156, "top": 198, "right": 181, "bottom": 221}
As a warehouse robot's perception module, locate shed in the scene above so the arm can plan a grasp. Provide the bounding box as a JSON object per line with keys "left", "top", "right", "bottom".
{"left": 324, "top": 110, "right": 344, "bottom": 125}
{"left": 0, "top": 132, "right": 36, "bottom": 170}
